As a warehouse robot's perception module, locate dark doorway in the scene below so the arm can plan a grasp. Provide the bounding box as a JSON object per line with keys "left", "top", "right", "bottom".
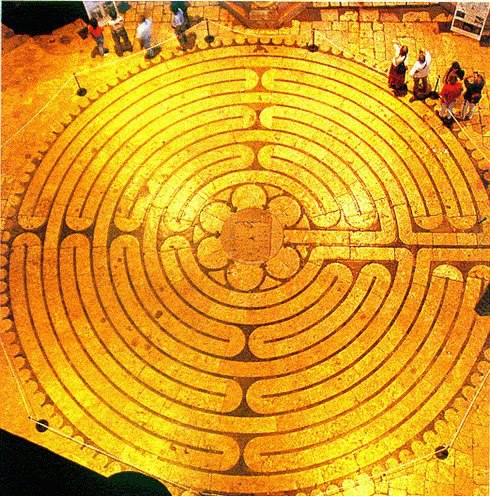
{"left": 2, "top": 1, "right": 88, "bottom": 35}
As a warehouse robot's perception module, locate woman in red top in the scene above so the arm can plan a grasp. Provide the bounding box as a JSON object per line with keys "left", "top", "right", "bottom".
{"left": 439, "top": 74, "right": 463, "bottom": 120}
{"left": 88, "top": 18, "right": 107, "bottom": 58}
{"left": 388, "top": 43, "right": 409, "bottom": 96}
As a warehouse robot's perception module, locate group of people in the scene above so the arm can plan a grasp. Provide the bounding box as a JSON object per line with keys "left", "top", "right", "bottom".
{"left": 388, "top": 44, "right": 432, "bottom": 98}
{"left": 88, "top": 11, "right": 486, "bottom": 125}
{"left": 388, "top": 43, "right": 485, "bottom": 124}
{"left": 87, "top": 2, "right": 190, "bottom": 60}
{"left": 87, "top": 9, "right": 132, "bottom": 58}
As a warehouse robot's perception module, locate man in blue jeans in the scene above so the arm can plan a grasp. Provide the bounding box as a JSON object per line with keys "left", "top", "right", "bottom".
{"left": 136, "top": 15, "right": 155, "bottom": 59}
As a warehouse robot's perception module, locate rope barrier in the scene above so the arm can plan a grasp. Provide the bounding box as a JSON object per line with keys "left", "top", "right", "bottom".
{"left": 25, "top": 416, "right": 193, "bottom": 493}
{"left": 0, "top": 335, "right": 34, "bottom": 418}
{"left": 74, "top": 20, "right": 205, "bottom": 77}
{"left": 1, "top": 320, "right": 489, "bottom": 496}
{"left": 0, "top": 21, "right": 204, "bottom": 148}
{"left": 316, "top": 30, "right": 386, "bottom": 75}
{"left": 447, "top": 368, "right": 489, "bottom": 449}
{"left": 1, "top": 78, "right": 72, "bottom": 147}
{"left": 447, "top": 107, "right": 490, "bottom": 163}
{"left": 2, "top": 18, "right": 488, "bottom": 157}
{"left": 1, "top": 24, "right": 489, "bottom": 493}
{"left": 296, "top": 368, "right": 489, "bottom": 496}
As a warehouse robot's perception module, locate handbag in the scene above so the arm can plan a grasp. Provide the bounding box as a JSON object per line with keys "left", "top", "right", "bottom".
{"left": 395, "top": 55, "right": 406, "bottom": 74}
{"left": 77, "top": 26, "right": 88, "bottom": 40}
{"left": 396, "top": 62, "right": 406, "bottom": 74}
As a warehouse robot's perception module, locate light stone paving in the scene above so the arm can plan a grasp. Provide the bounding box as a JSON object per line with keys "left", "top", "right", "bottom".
{"left": 1, "top": 4, "right": 489, "bottom": 496}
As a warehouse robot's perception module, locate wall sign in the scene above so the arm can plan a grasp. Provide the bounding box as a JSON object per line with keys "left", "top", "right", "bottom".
{"left": 83, "top": 1, "right": 117, "bottom": 26}
{"left": 451, "top": 2, "right": 490, "bottom": 41}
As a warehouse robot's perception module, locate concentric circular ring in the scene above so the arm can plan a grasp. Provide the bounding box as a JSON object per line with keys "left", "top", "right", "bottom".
{"left": 1, "top": 41, "right": 489, "bottom": 495}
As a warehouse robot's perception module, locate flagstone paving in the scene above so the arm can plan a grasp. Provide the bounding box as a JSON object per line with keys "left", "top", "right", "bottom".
{"left": 1, "top": 4, "right": 489, "bottom": 496}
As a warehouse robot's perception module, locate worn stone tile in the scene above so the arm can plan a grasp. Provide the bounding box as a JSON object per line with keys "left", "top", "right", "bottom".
{"left": 1, "top": 4, "right": 489, "bottom": 496}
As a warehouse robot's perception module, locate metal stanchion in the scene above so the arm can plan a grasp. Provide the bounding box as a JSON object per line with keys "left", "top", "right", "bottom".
{"left": 435, "top": 445, "right": 449, "bottom": 460}
{"left": 204, "top": 19, "right": 215, "bottom": 44}
{"left": 73, "top": 73, "right": 87, "bottom": 97}
{"left": 307, "top": 28, "right": 318, "bottom": 52}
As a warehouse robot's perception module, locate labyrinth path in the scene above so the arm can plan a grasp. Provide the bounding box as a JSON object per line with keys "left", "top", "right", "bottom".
{"left": 1, "top": 41, "right": 489, "bottom": 495}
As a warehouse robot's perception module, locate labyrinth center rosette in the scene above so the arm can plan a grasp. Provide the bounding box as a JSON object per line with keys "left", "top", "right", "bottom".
{"left": 2, "top": 43, "right": 489, "bottom": 494}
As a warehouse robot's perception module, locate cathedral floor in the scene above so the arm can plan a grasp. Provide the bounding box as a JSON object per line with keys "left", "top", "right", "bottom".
{"left": 1, "top": 4, "right": 489, "bottom": 496}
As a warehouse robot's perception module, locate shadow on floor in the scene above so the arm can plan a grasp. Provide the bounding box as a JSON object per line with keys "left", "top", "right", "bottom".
{"left": 0, "top": 429, "right": 171, "bottom": 496}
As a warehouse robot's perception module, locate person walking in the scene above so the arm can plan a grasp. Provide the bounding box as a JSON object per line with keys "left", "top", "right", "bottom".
{"left": 136, "top": 15, "right": 155, "bottom": 59}
{"left": 87, "top": 17, "right": 108, "bottom": 58}
{"left": 388, "top": 43, "right": 409, "bottom": 96}
{"left": 171, "top": 4, "right": 188, "bottom": 50}
{"left": 107, "top": 10, "right": 132, "bottom": 57}
{"left": 438, "top": 74, "right": 463, "bottom": 125}
{"left": 461, "top": 72, "right": 485, "bottom": 121}
{"left": 409, "top": 49, "right": 432, "bottom": 100}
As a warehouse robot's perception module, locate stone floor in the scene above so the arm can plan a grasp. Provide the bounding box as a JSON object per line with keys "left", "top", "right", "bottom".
{"left": 1, "top": 2, "right": 489, "bottom": 496}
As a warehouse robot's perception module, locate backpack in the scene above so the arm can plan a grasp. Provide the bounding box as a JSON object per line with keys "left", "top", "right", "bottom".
{"left": 396, "top": 56, "right": 407, "bottom": 74}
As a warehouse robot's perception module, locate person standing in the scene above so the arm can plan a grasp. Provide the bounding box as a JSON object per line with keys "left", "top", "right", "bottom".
{"left": 461, "top": 72, "right": 485, "bottom": 121}
{"left": 171, "top": 1, "right": 190, "bottom": 26}
{"left": 409, "top": 49, "right": 432, "bottom": 99}
{"left": 107, "top": 10, "right": 132, "bottom": 57}
{"left": 438, "top": 74, "right": 463, "bottom": 124}
{"left": 443, "top": 61, "right": 465, "bottom": 84}
{"left": 388, "top": 43, "right": 409, "bottom": 96}
{"left": 171, "top": 5, "right": 188, "bottom": 49}
{"left": 136, "top": 15, "right": 155, "bottom": 59}
{"left": 88, "top": 18, "right": 107, "bottom": 58}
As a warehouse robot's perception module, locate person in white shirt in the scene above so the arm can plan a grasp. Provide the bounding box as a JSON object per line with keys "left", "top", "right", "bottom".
{"left": 107, "top": 10, "right": 132, "bottom": 56}
{"left": 409, "top": 49, "right": 432, "bottom": 99}
{"left": 171, "top": 5, "right": 188, "bottom": 49}
{"left": 136, "top": 15, "right": 155, "bottom": 59}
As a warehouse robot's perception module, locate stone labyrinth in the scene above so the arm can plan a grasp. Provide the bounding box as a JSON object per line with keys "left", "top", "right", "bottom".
{"left": 2, "top": 41, "right": 489, "bottom": 495}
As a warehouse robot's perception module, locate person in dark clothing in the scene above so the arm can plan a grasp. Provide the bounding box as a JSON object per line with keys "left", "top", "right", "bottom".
{"left": 171, "top": 1, "right": 190, "bottom": 25}
{"left": 171, "top": 4, "right": 188, "bottom": 49}
{"left": 388, "top": 43, "right": 409, "bottom": 96}
{"left": 461, "top": 72, "right": 485, "bottom": 121}
{"left": 443, "top": 61, "right": 465, "bottom": 84}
